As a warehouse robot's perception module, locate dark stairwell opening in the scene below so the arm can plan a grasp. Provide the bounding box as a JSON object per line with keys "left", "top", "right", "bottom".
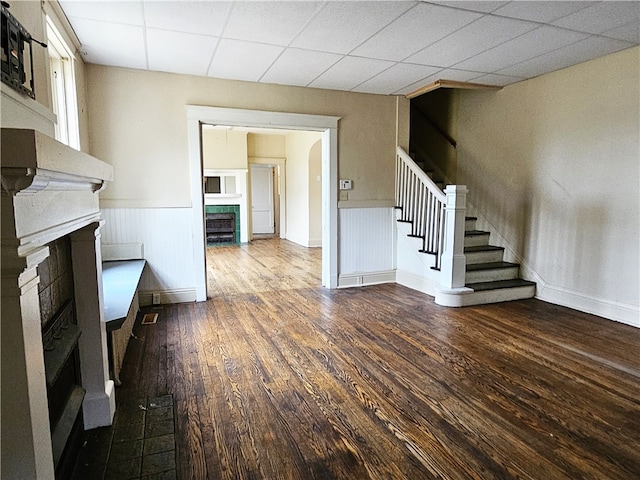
{"left": 409, "top": 88, "right": 458, "bottom": 186}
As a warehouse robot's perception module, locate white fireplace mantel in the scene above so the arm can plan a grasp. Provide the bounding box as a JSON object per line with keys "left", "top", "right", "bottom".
{"left": 1, "top": 128, "right": 115, "bottom": 479}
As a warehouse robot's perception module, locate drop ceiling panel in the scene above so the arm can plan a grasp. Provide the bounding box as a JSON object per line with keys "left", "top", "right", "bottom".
{"left": 261, "top": 48, "right": 342, "bottom": 87}
{"left": 224, "top": 1, "right": 323, "bottom": 46}
{"left": 70, "top": 18, "right": 146, "bottom": 69}
{"left": 143, "top": 1, "right": 232, "bottom": 37}
{"left": 290, "top": 1, "right": 414, "bottom": 54}
{"left": 352, "top": 63, "right": 441, "bottom": 95}
{"left": 407, "top": 15, "right": 538, "bottom": 67}
{"left": 431, "top": 1, "right": 508, "bottom": 13}
{"left": 58, "top": 1, "right": 640, "bottom": 96}
{"left": 602, "top": 21, "right": 640, "bottom": 43}
{"left": 492, "top": 1, "right": 595, "bottom": 23}
{"left": 208, "top": 39, "right": 284, "bottom": 82}
{"left": 309, "top": 56, "right": 395, "bottom": 91}
{"left": 469, "top": 73, "right": 525, "bottom": 86}
{"left": 497, "top": 35, "right": 633, "bottom": 78}
{"left": 146, "top": 29, "right": 218, "bottom": 77}
{"left": 352, "top": 3, "right": 482, "bottom": 61}
{"left": 455, "top": 26, "right": 589, "bottom": 73}
{"left": 60, "top": 0, "right": 144, "bottom": 26}
{"left": 552, "top": 2, "right": 640, "bottom": 34}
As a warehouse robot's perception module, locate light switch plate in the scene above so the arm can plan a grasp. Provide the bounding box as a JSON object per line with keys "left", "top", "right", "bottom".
{"left": 339, "top": 179, "right": 352, "bottom": 190}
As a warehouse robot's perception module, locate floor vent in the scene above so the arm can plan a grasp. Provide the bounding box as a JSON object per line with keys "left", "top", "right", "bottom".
{"left": 141, "top": 313, "right": 158, "bottom": 325}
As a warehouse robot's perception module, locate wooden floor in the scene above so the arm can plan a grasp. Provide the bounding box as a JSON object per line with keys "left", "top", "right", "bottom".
{"left": 118, "top": 238, "right": 640, "bottom": 479}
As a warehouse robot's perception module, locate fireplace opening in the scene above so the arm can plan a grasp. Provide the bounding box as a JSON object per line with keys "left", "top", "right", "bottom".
{"left": 38, "top": 237, "right": 84, "bottom": 479}
{"left": 206, "top": 212, "right": 237, "bottom": 245}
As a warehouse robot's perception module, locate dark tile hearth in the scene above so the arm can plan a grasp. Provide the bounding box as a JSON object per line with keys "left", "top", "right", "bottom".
{"left": 72, "top": 395, "right": 176, "bottom": 480}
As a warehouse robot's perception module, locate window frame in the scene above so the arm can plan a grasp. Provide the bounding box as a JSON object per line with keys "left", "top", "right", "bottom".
{"left": 45, "top": 14, "right": 80, "bottom": 150}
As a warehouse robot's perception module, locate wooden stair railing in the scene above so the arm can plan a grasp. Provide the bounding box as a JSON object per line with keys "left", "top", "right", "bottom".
{"left": 395, "top": 147, "right": 446, "bottom": 270}
{"left": 396, "top": 146, "right": 468, "bottom": 289}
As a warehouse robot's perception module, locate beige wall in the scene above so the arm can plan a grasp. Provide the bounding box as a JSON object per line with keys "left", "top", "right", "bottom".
{"left": 248, "top": 133, "right": 286, "bottom": 158}
{"left": 309, "top": 139, "right": 323, "bottom": 245}
{"left": 457, "top": 46, "right": 640, "bottom": 318}
{"left": 202, "top": 129, "right": 248, "bottom": 170}
{"left": 87, "top": 65, "right": 399, "bottom": 208}
{"left": 285, "top": 131, "right": 322, "bottom": 246}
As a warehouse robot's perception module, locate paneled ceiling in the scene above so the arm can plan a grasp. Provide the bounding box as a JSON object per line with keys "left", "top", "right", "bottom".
{"left": 58, "top": 1, "right": 640, "bottom": 96}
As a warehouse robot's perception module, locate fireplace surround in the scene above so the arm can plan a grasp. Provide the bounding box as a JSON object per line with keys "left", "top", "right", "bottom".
{"left": 205, "top": 204, "right": 240, "bottom": 245}
{"left": 1, "top": 128, "right": 114, "bottom": 478}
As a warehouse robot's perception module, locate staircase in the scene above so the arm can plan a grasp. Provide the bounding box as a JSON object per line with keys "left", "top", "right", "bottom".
{"left": 461, "top": 216, "right": 536, "bottom": 306}
{"left": 395, "top": 146, "right": 535, "bottom": 307}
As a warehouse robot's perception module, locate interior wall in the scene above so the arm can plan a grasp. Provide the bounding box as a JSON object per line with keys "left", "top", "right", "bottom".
{"left": 285, "top": 131, "right": 321, "bottom": 247}
{"left": 88, "top": 65, "right": 398, "bottom": 295}
{"left": 248, "top": 133, "right": 286, "bottom": 158}
{"left": 457, "top": 46, "right": 640, "bottom": 325}
{"left": 88, "top": 65, "right": 399, "bottom": 209}
{"left": 309, "top": 140, "right": 323, "bottom": 247}
{"left": 202, "top": 129, "right": 248, "bottom": 170}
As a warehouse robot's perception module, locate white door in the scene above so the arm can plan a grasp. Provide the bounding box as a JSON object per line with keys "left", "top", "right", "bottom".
{"left": 251, "top": 165, "right": 275, "bottom": 234}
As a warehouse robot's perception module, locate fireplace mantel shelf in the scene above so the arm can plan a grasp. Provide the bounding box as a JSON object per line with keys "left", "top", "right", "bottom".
{"left": 2, "top": 128, "right": 115, "bottom": 258}
{"left": 1, "top": 128, "right": 113, "bottom": 195}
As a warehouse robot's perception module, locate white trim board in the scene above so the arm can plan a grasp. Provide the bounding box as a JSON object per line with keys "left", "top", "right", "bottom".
{"left": 338, "top": 270, "right": 396, "bottom": 288}
{"left": 186, "top": 106, "right": 340, "bottom": 300}
{"left": 536, "top": 285, "right": 640, "bottom": 328}
{"left": 139, "top": 288, "right": 197, "bottom": 306}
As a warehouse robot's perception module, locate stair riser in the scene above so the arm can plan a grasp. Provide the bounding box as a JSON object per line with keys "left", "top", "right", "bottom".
{"left": 461, "top": 285, "right": 536, "bottom": 306}
{"left": 465, "top": 267, "right": 519, "bottom": 283}
{"left": 464, "top": 234, "right": 490, "bottom": 247}
{"left": 465, "top": 250, "right": 504, "bottom": 264}
{"left": 465, "top": 219, "right": 477, "bottom": 231}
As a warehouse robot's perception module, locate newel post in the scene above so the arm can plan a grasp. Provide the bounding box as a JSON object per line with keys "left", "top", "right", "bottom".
{"left": 440, "top": 185, "right": 468, "bottom": 290}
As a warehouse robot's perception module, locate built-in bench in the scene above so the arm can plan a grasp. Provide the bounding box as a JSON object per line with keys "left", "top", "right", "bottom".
{"left": 102, "top": 259, "right": 146, "bottom": 386}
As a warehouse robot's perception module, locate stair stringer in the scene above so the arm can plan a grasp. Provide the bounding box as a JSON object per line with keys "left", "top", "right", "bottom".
{"left": 395, "top": 217, "right": 473, "bottom": 300}
{"left": 466, "top": 205, "right": 544, "bottom": 289}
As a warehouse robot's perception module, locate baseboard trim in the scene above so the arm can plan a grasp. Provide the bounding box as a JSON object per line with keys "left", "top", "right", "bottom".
{"left": 139, "top": 289, "right": 197, "bottom": 306}
{"left": 468, "top": 208, "right": 638, "bottom": 328}
{"left": 536, "top": 284, "right": 639, "bottom": 328}
{"left": 308, "top": 237, "right": 322, "bottom": 248}
{"left": 338, "top": 270, "right": 395, "bottom": 288}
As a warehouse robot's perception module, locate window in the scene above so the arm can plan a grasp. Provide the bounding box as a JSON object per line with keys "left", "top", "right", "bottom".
{"left": 204, "top": 174, "right": 237, "bottom": 195}
{"left": 46, "top": 16, "right": 79, "bottom": 149}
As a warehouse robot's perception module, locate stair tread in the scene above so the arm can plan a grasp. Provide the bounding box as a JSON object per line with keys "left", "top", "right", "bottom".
{"left": 465, "top": 230, "right": 490, "bottom": 236}
{"left": 464, "top": 245, "right": 504, "bottom": 252}
{"left": 466, "top": 261, "right": 519, "bottom": 272}
{"left": 466, "top": 216, "right": 477, "bottom": 221}
{"left": 466, "top": 278, "right": 535, "bottom": 292}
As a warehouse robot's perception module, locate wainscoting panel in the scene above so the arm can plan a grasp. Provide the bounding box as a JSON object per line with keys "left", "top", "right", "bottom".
{"left": 101, "top": 208, "right": 197, "bottom": 301}
{"left": 339, "top": 207, "right": 395, "bottom": 280}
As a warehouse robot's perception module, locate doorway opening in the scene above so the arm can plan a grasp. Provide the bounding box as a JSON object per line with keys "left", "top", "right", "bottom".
{"left": 186, "top": 106, "right": 339, "bottom": 300}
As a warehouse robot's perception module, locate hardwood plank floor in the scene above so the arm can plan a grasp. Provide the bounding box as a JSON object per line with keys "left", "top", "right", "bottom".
{"left": 117, "top": 238, "right": 640, "bottom": 479}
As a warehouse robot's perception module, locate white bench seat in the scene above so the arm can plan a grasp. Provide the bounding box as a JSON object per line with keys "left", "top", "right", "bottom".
{"left": 102, "top": 259, "right": 146, "bottom": 385}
